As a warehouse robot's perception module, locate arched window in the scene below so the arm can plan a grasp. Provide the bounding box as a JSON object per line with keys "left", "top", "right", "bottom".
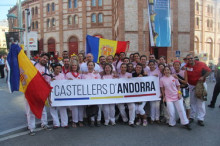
{"left": 31, "top": 7, "right": 34, "bottom": 16}
{"left": 74, "top": 15, "right": 78, "bottom": 25}
{"left": 98, "top": 0, "right": 102, "bottom": 6}
{"left": 207, "top": 19, "right": 210, "bottom": 27}
{"left": 47, "top": 19, "right": 50, "bottom": 28}
{"left": 211, "top": 6, "right": 213, "bottom": 14}
{"left": 91, "top": 13, "right": 96, "bottom": 23}
{"left": 47, "top": 4, "right": 50, "bottom": 12}
{"left": 98, "top": 13, "right": 103, "bottom": 23}
{"left": 210, "top": 20, "right": 213, "bottom": 28}
{"left": 206, "top": 38, "right": 213, "bottom": 59}
{"left": 207, "top": 5, "right": 210, "bottom": 13}
{"left": 52, "top": 18, "right": 56, "bottom": 26}
{"left": 68, "top": 0, "right": 72, "bottom": 9}
{"left": 32, "top": 22, "right": 35, "bottom": 30}
{"left": 52, "top": 3, "right": 55, "bottom": 11}
{"left": 196, "top": 17, "right": 199, "bottom": 27}
{"left": 35, "top": 7, "right": 38, "bottom": 15}
{"left": 91, "top": 0, "right": 96, "bottom": 6}
{"left": 36, "top": 21, "right": 38, "bottom": 29}
{"left": 74, "top": 0, "right": 78, "bottom": 8}
{"left": 194, "top": 36, "right": 199, "bottom": 54}
{"left": 196, "top": 2, "right": 199, "bottom": 12}
{"left": 68, "top": 15, "right": 72, "bottom": 24}
{"left": 22, "top": 11, "right": 25, "bottom": 19}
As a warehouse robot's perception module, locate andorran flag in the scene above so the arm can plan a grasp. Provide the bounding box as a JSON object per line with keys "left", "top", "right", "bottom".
{"left": 7, "top": 44, "right": 52, "bottom": 119}
{"left": 86, "top": 35, "right": 129, "bottom": 62}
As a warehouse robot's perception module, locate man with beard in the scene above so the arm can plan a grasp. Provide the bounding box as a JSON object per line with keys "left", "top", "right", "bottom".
{"left": 185, "top": 54, "right": 211, "bottom": 126}
{"left": 28, "top": 53, "right": 52, "bottom": 135}
{"left": 62, "top": 57, "right": 70, "bottom": 77}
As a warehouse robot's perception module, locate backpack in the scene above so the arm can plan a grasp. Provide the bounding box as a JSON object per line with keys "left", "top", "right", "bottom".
{"left": 195, "top": 81, "right": 207, "bottom": 101}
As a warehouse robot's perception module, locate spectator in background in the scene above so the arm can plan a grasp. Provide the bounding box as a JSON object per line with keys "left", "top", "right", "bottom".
{"left": 208, "top": 58, "right": 220, "bottom": 108}
{"left": 0, "top": 55, "right": 5, "bottom": 78}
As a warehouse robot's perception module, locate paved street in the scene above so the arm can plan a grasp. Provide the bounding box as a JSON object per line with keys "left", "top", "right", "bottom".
{"left": 0, "top": 78, "right": 220, "bottom": 146}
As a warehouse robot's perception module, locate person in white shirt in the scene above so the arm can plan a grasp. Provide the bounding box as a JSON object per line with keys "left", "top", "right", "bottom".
{"left": 80, "top": 53, "right": 100, "bottom": 73}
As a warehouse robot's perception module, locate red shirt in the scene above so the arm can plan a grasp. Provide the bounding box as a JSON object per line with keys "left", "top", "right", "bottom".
{"left": 185, "top": 61, "right": 211, "bottom": 85}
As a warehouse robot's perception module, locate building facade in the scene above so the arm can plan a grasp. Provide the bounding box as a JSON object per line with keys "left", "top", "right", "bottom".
{"left": 0, "top": 20, "right": 8, "bottom": 49}
{"left": 8, "top": 0, "right": 215, "bottom": 62}
{"left": 195, "top": 0, "right": 220, "bottom": 63}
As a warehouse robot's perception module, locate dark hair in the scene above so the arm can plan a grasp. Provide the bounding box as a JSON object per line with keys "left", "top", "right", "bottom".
{"left": 63, "top": 57, "right": 69, "bottom": 60}
{"left": 40, "top": 53, "right": 50, "bottom": 59}
{"left": 103, "top": 63, "right": 113, "bottom": 75}
{"left": 158, "top": 63, "right": 165, "bottom": 68}
{"left": 52, "top": 63, "right": 62, "bottom": 71}
{"left": 140, "top": 55, "right": 147, "bottom": 60}
{"left": 133, "top": 52, "right": 140, "bottom": 57}
{"left": 99, "top": 55, "right": 105, "bottom": 60}
{"left": 148, "top": 59, "right": 156, "bottom": 65}
{"left": 135, "top": 63, "right": 144, "bottom": 74}
{"left": 120, "top": 63, "right": 127, "bottom": 68}
{"left": 163, "top": 66, "right": 171, "bottom": 74}
{"left": 87, "top": 61, "right": 95, "bottom": 66}
{"left": 123, "top": 57, "right": 130, "bottom": 62}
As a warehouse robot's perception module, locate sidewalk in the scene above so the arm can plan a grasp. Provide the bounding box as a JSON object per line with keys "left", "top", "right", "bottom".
{"left": 0, "top": 77, "right": 53, "bottom": 136}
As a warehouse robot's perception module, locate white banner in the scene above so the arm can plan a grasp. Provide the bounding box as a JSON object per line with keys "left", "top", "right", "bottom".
{"left": 24, "top": 31, "right": 38, "bottom": 51}
{"left": 50, "top": 76, "right": 160, "bottom": 107}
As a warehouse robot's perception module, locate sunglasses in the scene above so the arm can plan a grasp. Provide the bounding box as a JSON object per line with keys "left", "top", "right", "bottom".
{"left": 187, "top": 58, "right": 193, "bottom": 60}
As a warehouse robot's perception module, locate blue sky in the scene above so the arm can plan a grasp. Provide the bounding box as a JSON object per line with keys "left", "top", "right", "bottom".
{"left": 0, "top": 0, "right": 22, "bottom": 20}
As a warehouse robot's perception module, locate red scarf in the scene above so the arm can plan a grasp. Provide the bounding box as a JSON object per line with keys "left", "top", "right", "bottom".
{"left": 62, "top": 66, "right": 69, "bottom": 74}
{"left": 71, "top": 72, "right": 79, "bottom": 78}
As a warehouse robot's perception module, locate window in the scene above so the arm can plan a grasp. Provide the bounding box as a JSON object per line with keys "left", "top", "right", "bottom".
{"left": 47, "top": 19, "right": 50, "bottom": 28}
{"left": 196, "top": 17, "right": 199, "bottom": 27}
{"left": 74, "top": 0, "right": 78, "bottom": 8}
{"left": 92, "top": 0, "right": 96, "bottom": 6}
{"left": 207, "top": 5, "right": 210, "bottom": 13}
{"left": 35, "top": 7, "right": 38, "bottom": 15}
{"left": 32, "top": 22, "right": 35, "bottom": 29}
{"left": 98, "top": 13, "right": 103, "bottom": 23}
{"left": 47, "top": 4, "right": 50, "bottom": 12}
{"left": 207, "top": 19, "right": 210, "bottom": 27}
{"left": 91, "top": 14, "right": 96, "bottom": 23}
{"left": 74, "top": 15, "right": 78, "bottom": 25}
{"left": 210, "top": 20, "right": 213, "bottom": 28}
{"left": 68, "top": 0, "right": 72, "bottom": 8}
{"left": 68, "top": 15, "right": 72, "bottom": 24}
{"left": 52, "top": 18, "right": 56, "bottom": 26}
{"left": 196, "top": 2, "right": 199, "bottom": 11}
{"left": 98, "top": 0, "right": 102, "bottom": 6}
{"left": 211, "top": 6, "right": 213, "bottom": 14}
{"left": 52, "top": 3, "right": 55, "bottom": 11}
{"left": 36, "top": 21, "right": 38, "bottom": 29}
{"left": 31, "top": 7, "right": 34, "bottom": 16}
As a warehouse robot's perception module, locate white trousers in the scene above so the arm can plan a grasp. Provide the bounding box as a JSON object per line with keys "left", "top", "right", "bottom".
{"left": 135, "top": 102, "right": 146, "bottom": 115}
{"left": 50, "top": 107, "right": 68, "bottom": 127}
{"left": 102, "top": 104, "right": 115, "bottom": 124}
{"left": 150, "top": 101, "right": 160, "bottom": 121}
{"left": 189, "top": 84, "right": 206, "bottom": 121}
{"left": 70, "top": 106, "right": 84, "bottom": 123}
{"left": 167, "top": 98, "right": 189, "bottom": 126}
{"left": 91, "top": 105, "right": 102, "bottom": 122}
{"left": 118, "top": 103, "right": 135, "bottom": 124}
{"left": 25, "top": 99, "right": 47, "bottom": 131}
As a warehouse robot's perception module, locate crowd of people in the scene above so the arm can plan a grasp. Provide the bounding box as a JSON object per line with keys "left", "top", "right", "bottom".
{"left": 2, "top": 50, "right": 220, "bottom": 136}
